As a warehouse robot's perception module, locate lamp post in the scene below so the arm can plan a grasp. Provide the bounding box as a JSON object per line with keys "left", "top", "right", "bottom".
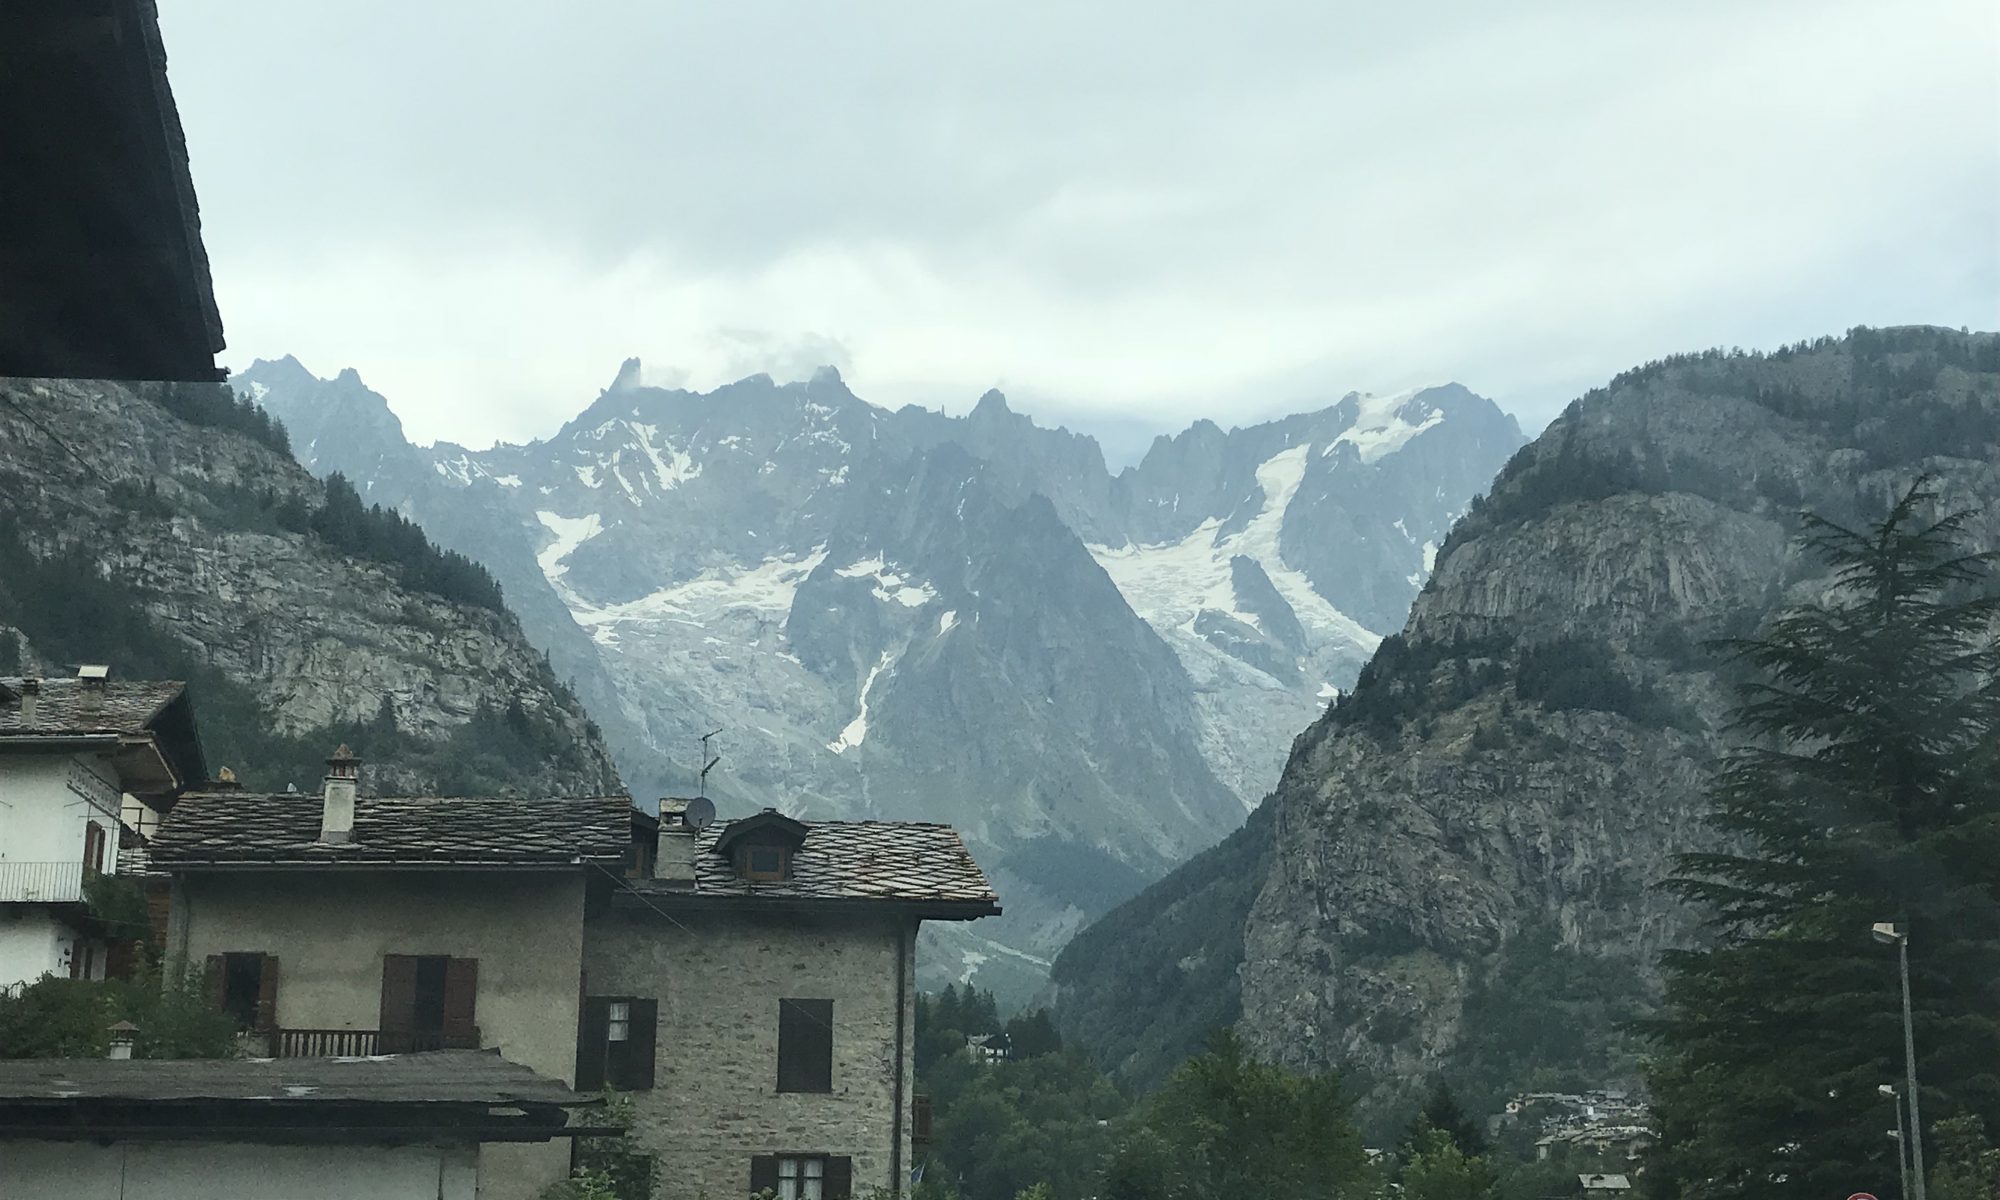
{"left": 1880, "top": 1084, "right": 1910, "bottom": 1200}
{"left": 1872, "top": 922, "right": 1925, "bottom": 1200}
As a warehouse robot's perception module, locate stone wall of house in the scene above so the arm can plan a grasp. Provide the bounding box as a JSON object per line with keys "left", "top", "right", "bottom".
{"left": 584, "top": 905, "right": 918, "bottom": 1200}
{"left": 165, "top": 870, "right": 587, "bottom": 1200}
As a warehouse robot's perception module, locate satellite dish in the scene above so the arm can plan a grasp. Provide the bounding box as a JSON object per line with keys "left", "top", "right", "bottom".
{"left": 683, "top": 795, "right": 716, "bottom": 831}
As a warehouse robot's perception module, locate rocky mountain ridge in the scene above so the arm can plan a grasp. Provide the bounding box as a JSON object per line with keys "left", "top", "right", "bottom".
{"left": 0, "top": 376, "right": 621, "bottom": 800}
{"left": 1050, "top": 326, "right": 2000, "bottom": 1120}
{"left": 238, "top": 356, "right": 1523, "bottom": 996}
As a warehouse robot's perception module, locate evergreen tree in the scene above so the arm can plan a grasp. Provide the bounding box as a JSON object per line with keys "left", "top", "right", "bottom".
{"left": 1403, "top": 1079, "right": 1489, "bottom": 1160}
{"left": 1645, "top": 481, "right": 2000, "bottom": 1200}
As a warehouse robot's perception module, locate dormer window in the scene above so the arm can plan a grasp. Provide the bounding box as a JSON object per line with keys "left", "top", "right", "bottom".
{"left": 739, "top": 846, "right": 791, "bottom": 881}
{"left": 714, "top": 808, "right": 809, "bottom": 883}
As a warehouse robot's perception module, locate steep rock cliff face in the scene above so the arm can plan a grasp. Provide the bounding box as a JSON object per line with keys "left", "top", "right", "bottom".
{"left": 0, "top": 376, "right": 621, "bottom": 798}
{"left": 1053, "top": 327, "right": 2000, "bottom": 1112}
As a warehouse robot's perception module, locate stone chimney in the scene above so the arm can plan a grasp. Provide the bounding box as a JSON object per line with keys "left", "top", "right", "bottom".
{"left": 654, "top": 800, "right": 698, "bottom": 887}
{"left": 320, "top": 745, "right": 360, "bottom": 843}
{"left": 18, "top": 678, "right": 38, "bottom": 724}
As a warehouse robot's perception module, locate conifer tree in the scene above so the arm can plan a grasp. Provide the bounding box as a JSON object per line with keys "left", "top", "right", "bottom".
{"left": 1646, "top": 481, "right": 2000, "bottom": 1200}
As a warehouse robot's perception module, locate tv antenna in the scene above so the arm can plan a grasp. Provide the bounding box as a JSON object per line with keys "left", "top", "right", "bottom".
{"left": 697, "top": 728, "right": 723, "bottom": 798}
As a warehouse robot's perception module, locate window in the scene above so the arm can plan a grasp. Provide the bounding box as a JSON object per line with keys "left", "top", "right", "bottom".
{"left": 776, "top": 998, "right": 833, "bottom": 1093}
{"left": 82, "top": 820, "right": 106, "bottom": 875}
{"left": 206, "top": 952, "right": 279, "bottom": 1030}
{"left": 381, "top": 954, "right": 478, "bottom": 1050}
{"left": 738, "top": 845, "right": 790, "bottom": 880}
{"left": 749, "top": 1155, "right": 852, "bottom": 1200}
{"left": 576, "top": 996, "right": 657, "bottom": 1090}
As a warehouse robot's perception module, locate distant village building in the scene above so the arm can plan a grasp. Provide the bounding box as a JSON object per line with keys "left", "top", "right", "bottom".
{"left": 0, "top": 671, "right": 206, "bottom": 989}
{"left": 148, "top": 747, "right": 631, "bottom": 1200}
{"left": 1579, "top": 1173, "right": 1634, "bottom": 1196}
{"left": 1499, "top": 1088, "right": 1654, "bottom": 1167}
{"left": 967, "top": 1031, "right": 1012, "bottom": 1066}
{"left": 583, "top": 802, "right": 1000, "bottom": 1200}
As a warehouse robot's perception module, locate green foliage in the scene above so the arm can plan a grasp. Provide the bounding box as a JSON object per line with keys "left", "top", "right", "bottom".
{"left": 1515, "top": 636, "right": 1682, "bottom": 727}
{"left": 920, "top": 1048, "right": 1128, "bottom": 1200}
{"left": 1403, "top": 1080, "right": 1490, "bottom": 1160}
{"left": 1329, "top": 634, "right": 1513, "bottom": 739}
{"left": 303, "top": 473, "right": 507, "bottom": 614}
{"left": 0, "top": 527, "right": 591, "bottom": 794}
{"left": 1453, "top": 923, "right": 1652, "bottom": 1112}
{"left": 1403, "top": 1129, "right": 1499, "bottom": 1200}
{"left": 82, "top": 872, "right": 153, "bottom": 943}
{"left": 147, "top": 380, "right": 292, "bottom": 456}
{"left": 1933, "top": 1116, "right": 2000, "bottom": 1200}
{"left": 1050, "top": 801, "right": 1276, "bottom": 1091}
{"left": 0, "top": 971, "right": 236, "bottom": 1059}
{"left": 1644, "top": 481, "right": 2000, "bottom": 1200}
{"left": 1102, "top": 1030, "right": 1369, "bottom": 1200}
{"left": 565, "top": 1091, "right": 657, "bottom": 1200}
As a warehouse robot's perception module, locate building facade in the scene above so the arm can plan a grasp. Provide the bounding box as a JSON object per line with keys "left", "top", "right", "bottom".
{"left": 150, "top": 750, "right": 629, "bottom": 1200}
{"left": 582, "top": 806, "right": 999, "bottom": 1200}
{"left": 0, "top": 672, "right": 206, "bottom": 989}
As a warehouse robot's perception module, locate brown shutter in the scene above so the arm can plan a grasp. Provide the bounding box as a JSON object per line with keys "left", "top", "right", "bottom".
{"left": 624, "top": 999, "right": 658, "bottom": 1091}
{"left": 749, "top": 1155, "right": 779, "bottom": 1195}
{"left": 777, "top": 999, "right": 833, "bottom": 1093}
{"left": 442, "top": 957, "right": 479, "bottom": 1043}
{"left": 254, "top": 956, "right": 280, "bottom": 1032}
{"left": 380, "top": 954, "right": 418, "bottom": 1042}
{"left": 204, "top": 954, "right": 225, "bottom": 1010}
{"left": 575, "top": 997, "right": 610, "bottom": 1091}
{"left": 824, "top": 1156, "right": 853, "bottom": 1199}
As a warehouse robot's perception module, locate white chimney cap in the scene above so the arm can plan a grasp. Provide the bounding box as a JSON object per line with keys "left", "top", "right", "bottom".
{"left": 76, "top": 664, "right": 110, "bottom": 680}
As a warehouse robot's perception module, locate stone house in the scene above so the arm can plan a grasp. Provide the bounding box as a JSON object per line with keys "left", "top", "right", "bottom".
{"left": 0, "top": 671, "right": 207, "bottom": 989}
{"left": 581, "top": 803, "right": 1000, "bottom": 1200}
{"left": 148, "top": 747, "right": 630, "bottom": 1200}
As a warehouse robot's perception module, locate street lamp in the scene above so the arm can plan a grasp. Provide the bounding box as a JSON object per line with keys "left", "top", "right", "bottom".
{"left": 1880, "top": 1083, "right": 1910, "bottom": 1200}
{"left": 1872, "top": 922, "right": 1926, "bottom": 1200}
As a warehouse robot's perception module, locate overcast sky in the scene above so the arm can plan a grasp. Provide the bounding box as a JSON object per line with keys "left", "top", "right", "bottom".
{"left": 162, "top": 1, "right": 1998, "bottom": 462}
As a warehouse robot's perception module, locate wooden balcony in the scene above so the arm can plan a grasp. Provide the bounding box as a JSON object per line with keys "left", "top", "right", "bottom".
{"left": 274, "top": 1027, "right": 482, "bottom": 1057}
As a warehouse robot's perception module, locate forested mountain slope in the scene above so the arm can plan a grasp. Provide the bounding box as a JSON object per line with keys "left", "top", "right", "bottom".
{"left": 0, "top": 376, "right": 621, "bottom": 798}
{"left": 1051, "top": 326, "right": 2000, "bottom": 1117}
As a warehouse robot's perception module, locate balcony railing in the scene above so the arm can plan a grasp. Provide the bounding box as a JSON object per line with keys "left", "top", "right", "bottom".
{"left": 274, "top": 1028, "right": 483, "bottom": 1057}
{"left": 0, "top": 861, "right": 87, "bottom": 904}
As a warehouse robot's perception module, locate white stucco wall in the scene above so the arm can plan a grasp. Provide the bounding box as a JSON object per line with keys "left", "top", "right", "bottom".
{"left": 583, "top": 906, "right": 919, "bottom": 1200}
{"left": 0, "top": 753, "right": 127, "bottom": 872}
{"left": 167, "top": 869, "right": 588, "bottom": 1200}
{"left": 0, "top": 1139, "right": 480, "bottom": 1199}
{"left": 0, "top": 752, "right": 125, "bottom": 987}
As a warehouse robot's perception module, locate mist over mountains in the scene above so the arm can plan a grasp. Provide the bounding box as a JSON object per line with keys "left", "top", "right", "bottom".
{"left": 239, "top": 356, "right": 1523, "bottom": 995}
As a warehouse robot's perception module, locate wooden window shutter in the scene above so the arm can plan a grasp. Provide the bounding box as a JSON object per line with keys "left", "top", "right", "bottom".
{"left": 777, "top": 999, "right": 833, "bottom": 1093}
{"left": 254, "top": 956, "right": 280, "bottom": 1032}
{"left": 575, "top": 997, "right": 610, "bottom": 1091}
{"left": 442, "top": 957, "right": 479, "bottom": 1041}
{"left": 622, "top": 999, "right": 657, "bottom": 1091}
{"left": 379, "top": 954, "right": 418, "bottom": 1035}
{"left": 824, "top": 1156, "right": 853, "bottom": 1199}
{"left": 749, "top": 1155, "right": 779, "bottom": 1195}
{"left": 204, "top": 954, "right": 225, "bottom": 1010}
{"left": 83, "top": 822, "right": 105, "bottom": 874}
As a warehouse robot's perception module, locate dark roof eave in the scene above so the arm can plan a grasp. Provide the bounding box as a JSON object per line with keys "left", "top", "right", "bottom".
{"left": 610, "top": 892, "right": 1001, "bottom": 921}
{"left": 159, "top": 858, "right": 622, "bottom": 873}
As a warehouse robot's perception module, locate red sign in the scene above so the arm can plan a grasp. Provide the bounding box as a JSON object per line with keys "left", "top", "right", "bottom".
{"left": 1848, "top": 1193, "right": 1879, "bottom": 1200}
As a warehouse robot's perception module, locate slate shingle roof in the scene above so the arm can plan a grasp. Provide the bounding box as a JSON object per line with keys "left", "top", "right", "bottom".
{"left": 0, "top": 677, "right": 184, "bottom": 737}
{"left": 638, "top": 819, "right": 998, "bottom": 909}
{"left": 150, "top": 791, "right": 631, "bottom": 868}
{"left": 0, "top": 1050, "right": 582, "bottom": 1106}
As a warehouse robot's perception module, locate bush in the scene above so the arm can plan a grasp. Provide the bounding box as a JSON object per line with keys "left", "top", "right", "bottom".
{"left": 0, "top": 971, "right": 236, "bottom": 1059}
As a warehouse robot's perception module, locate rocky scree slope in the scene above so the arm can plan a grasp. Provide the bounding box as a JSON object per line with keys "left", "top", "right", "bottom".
{"left": 0, "top": 376, "right": 620, "bottom": 798}
{"left": 1050, "top": 326, "right": 2000, "bottom": 1117}
{"left": 238, "top": 358, "right": 1520, "bottom": 997}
